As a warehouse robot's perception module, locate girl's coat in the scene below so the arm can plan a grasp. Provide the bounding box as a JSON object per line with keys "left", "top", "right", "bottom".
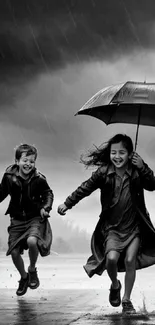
{"left": 65, "top": 162, "right": 155, "bottom": 277}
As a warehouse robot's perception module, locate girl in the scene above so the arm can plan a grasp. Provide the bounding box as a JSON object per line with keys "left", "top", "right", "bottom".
{"left": 58, "top": 134, "right": 155, "bottom": 314}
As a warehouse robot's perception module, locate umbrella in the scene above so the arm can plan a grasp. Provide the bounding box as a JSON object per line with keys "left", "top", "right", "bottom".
{"left": 76, "top": 81, "right": 155, "bottom": 149}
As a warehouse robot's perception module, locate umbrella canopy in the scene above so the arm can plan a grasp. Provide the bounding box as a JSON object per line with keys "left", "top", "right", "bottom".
{"left": 76, "top": 81, "right": 155, "bottom": 149}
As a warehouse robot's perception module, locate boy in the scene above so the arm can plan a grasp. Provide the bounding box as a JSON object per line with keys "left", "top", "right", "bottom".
{"left": 0, "top": 144, "right": 53, "bottom": 296}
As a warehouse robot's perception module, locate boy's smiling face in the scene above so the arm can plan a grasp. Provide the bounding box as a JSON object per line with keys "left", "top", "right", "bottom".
{"left": 16, "top": 152, "right": 36, "bottom": 179}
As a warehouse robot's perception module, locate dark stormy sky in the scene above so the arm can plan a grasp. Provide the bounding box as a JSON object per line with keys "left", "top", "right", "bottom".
{"left": 1, "top": 0, "right": 155, "bottom": 233}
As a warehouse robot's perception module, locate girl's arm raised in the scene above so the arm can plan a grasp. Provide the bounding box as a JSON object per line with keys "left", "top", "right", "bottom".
{"left": 132, "top": 152, "right": 155, "bottom": 190}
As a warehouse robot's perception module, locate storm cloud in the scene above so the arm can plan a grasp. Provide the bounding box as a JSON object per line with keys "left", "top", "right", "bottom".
{"left": 1, "top": 0, "right": 155, "bottom": 81}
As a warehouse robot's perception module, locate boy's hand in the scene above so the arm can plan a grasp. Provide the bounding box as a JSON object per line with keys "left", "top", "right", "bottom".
{"left": 57, "top": 203, "right": 68, "bottom": 215}
{"left": 131, "top": 152, "right": 144, "bottom": 169}
{"left": 40, "top": 208, "right": 49, "bottom": 219}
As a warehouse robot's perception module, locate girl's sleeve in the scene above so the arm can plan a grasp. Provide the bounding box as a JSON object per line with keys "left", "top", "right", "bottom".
{"left": 138, "top": 162, "right": 155, "bottom": 191}
{"left": 64, "top": 167, "right": 104, "bottom": 209}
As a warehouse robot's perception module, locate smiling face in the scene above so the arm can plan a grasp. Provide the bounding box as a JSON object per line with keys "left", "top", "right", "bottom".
{"left": 17, "top": 152, "right": 36, "bottom": 179}
{"left": 110, "top": 141, "right": 131, "bottom": 171}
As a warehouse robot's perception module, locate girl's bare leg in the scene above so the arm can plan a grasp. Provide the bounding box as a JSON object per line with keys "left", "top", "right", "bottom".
{"left": 106, "top": 250, "right": 120, "bottom": 288}
{"left": 122, "top": 237, "right": 140, "bottom": 301}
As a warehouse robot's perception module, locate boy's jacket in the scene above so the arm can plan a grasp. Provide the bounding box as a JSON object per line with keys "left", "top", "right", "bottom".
{"left": 0, "top": 164, "right": 53, "bottom": 218}
{"left": 64, "top": 162, "right": 155, "bottom": 276}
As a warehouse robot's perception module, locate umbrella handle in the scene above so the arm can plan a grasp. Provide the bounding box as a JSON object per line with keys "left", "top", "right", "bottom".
{"left": 135, "top": 125, "right": 139, "bottom": 151}
{"left": 135, "top": 105, "right": 141, "bottom": 151}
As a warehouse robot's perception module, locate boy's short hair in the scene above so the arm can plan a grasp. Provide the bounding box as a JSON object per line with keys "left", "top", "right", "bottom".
{"left": 15, "top": 144, "right": 38, "bottom": 161}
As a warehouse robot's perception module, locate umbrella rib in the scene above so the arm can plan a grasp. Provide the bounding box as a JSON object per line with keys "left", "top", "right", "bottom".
{"left": 107, "top": 83, "right": 127, "bottom": 124}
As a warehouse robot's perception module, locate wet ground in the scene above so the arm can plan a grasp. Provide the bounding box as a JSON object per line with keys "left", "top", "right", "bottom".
{"left": 1, "top": 288, "right": 155, "bottom": 325}
{"left": 1, "top": 253, "right": 155, "bottom": 324}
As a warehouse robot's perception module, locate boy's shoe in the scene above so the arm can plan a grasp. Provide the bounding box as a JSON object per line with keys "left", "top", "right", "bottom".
{"left": 122, "top": 300, "right": 136, "bottom": 314}
{"left": 28, "top": 268, "right": 40, "bottom": 289}
{"left": 16, "top": 273, "right": 29, "bottom": 296}
{"left": 109, "top": 280, "right": 122, "bottom": 307}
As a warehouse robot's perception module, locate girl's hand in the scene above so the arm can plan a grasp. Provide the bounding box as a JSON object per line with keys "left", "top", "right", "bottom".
{"left": 131, "top": 152, "right": 144, "bottom": 169}
{"left": 57, "top": 203, "right": 68, "bottom": 215}
{"left": 40, "top": 208, "right": 49, "bottom": 219}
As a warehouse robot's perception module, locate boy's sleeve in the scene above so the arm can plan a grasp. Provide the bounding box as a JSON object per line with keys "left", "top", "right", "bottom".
{"left": 0, "top": 174, "right": 9, "bottom": 202}
{"left": 64, "top": 167, "right": 104, "bottom": 209}
{"left": 39, "top": 177, "right": 54, "bottom": 213}
{"left": 138, "top": 161, "right": 155, "bottom": 191}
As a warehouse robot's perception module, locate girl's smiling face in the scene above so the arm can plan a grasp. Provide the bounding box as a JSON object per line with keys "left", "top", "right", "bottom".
{"left": 110, "top": 141, "right": 132, "bottom": 170}
{"left": 17, "top": 152, "right": 36, "bottom": 178}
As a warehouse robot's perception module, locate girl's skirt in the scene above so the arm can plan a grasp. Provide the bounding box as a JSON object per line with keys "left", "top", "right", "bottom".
{"left": 105, "top": 226, "right": 140, "bottom": 255}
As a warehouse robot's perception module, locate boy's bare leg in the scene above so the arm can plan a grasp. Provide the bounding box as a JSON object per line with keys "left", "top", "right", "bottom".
{"left": 27, "top": 236, "right": 39, "bottom": 271}
{"left": 11, "top": 247, "right": 27, "bottom": 278}
{"left": 122, "top": 237, "right": 140, "bottom": 301}
{"left": 11, "top": 247, "right": 29, "bottom": 296}
{"left": 27, "top": 236, "right": 40, "bottom": 289}
{"left": 106, "top": 250, "right": 120, "bottom": 288}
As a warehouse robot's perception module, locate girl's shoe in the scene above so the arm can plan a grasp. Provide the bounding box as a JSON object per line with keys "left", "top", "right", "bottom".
{"left": 109, "top": 280, "right": 122, "bottom": 307}
{"left": 122, "top": 300, "right": 136, "bottom": 314}
{"left": 28, "top": 268, "right": 40, "bottom": 289}
{"left": 16, "top": 273, "right": 29, "bottom": 296}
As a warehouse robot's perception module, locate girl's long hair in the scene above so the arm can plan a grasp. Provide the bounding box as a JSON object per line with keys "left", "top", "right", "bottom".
{"left": 80, "top": 134, "right": 133, "bottom": 168}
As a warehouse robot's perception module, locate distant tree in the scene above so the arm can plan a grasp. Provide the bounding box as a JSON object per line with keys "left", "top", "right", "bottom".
{"left": 52, "top": 237, "right": 72, "bottom": 253}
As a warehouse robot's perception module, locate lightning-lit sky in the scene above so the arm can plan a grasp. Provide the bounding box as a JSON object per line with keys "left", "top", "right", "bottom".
{"left": 1, "top": 0, "right": 155, "bottom": 234}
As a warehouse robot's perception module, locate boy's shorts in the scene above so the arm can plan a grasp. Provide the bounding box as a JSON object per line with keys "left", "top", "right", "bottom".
{"left": 6, "top": 216, "right": 52, "bottom": 256}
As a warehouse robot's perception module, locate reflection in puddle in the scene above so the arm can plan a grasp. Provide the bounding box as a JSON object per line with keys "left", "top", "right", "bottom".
{"left": 88, "top": 312, "right": 155, "bottom": 325}
{"left": 16, "top": 298, "right": 38, "bottom": 324}
{"left": 106, "top": 313, "right": 149, "bottom": 325}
